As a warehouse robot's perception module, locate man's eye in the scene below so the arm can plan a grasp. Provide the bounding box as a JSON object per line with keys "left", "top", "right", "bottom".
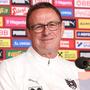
{"left": 49, "top": 23, "right": 56, "bottom": 26}
{"left": 34, "top": 25, "right": 42, "bottom": 29}
{"left": 49, "top": 23, "right": 57, "bottom": 26}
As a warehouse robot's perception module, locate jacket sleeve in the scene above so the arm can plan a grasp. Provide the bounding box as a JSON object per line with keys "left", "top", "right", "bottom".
{"left": 0, "top": 61, "right": 17, "bottom": 90}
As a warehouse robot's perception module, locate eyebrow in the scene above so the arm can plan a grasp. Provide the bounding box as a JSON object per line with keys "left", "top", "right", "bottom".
{"left": 31, "top": 20, "right": 61, "bottom": 26}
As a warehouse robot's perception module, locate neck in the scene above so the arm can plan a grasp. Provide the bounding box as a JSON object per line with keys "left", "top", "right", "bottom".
{"left": 34, "top": 47, "right": 58, "bottom": 58}
{"left": 41, "top": 51, "right": 57, "bottom": 58}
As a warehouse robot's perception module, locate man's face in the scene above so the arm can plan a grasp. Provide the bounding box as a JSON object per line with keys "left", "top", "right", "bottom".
{"left": 28, "top": 8, "right": 63, "bottom": 54}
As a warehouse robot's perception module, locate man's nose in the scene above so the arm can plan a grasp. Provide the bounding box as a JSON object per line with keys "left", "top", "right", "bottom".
{"left": 42, "top": 25, "right": 51, "bottom": 35}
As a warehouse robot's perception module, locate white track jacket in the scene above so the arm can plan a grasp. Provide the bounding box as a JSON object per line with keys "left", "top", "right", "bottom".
{"left": 0, "top": 47, "right": 81, "bottom": 90}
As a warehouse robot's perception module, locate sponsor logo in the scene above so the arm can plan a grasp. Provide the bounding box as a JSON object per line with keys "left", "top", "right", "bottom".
{"left": 0, "top": 28, "right": 10, "bottom": 37}
{"left": 62, "top": 29, "right": 74, "bottom": 39}
{"left": 54, "top": 0, "right": 73, "bottom": 7}
{"left": 12, "top": 29, "right": 27, "bottom": 37}
{"left": 76, "top": 40, "right": 90, "bottom": 49}
{"left": 75, "top": 30, "right": 90, "bottom": 39}
{"left": 0, "top": 49, "right": 3, "bottom": 59}
{"left": 6, "top": 50, "right": 26, "bottom": 59}
{"left": 0, "top": 6, "right": 10, "bottom": 15}
{"left": 32, "top": 0, "right": 52, "bottom": 5}
{"left": 78, "top": 19, "right": 90, "bottom": 29}
{"left": 0, "top": 0, "right": 10, "bottom": 5}
{"left": 63, "top": 19, "right": 76, "bottom": 28}
{"left": 5, "top": 17, "right": 26, "bottom": 28}
{"left": 75, "top": 9, "right": 90, "bottom": 18}
{"left": 11, "top": 0, "right": 30, "bottom": 5}
{"left": 58, "top": 50, "right": 77, "bottom": 60}
{"left": 0, "top": 17, "right": 3, "bottom": 27}
{"left": 60, "top": 40, "right": 74, "bottom": 48}
{"left": 11, "top": 6, "right": 29, "bottom": 16}
{"left": 58, "top": 8, "right": 73, "bottom": 17}
{"left": 79, "top": 51, "right": 90, "bottom": 59}
{"left": 79, "top": 51, "right": 90, "bottom": 70}
{"left": 0, "top": 39, "right": 11, "bottom": 48}
{"left": 12, "top": 39, "right": 32, "bottom": 48}
{"left": 60, "top": 40, "right": 69, "bottom": 48}
{"left": 74, "top": 0, "right": 90, "bottom": 8}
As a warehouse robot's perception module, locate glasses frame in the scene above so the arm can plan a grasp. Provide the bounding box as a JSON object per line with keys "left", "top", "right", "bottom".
{"left": 29, "top": 21, "right": 61, "bottom": 33}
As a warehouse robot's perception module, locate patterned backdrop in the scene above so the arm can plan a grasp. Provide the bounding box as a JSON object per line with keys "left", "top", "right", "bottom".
{"left": 0, "top": 0, "right": 90, "bottom": 69}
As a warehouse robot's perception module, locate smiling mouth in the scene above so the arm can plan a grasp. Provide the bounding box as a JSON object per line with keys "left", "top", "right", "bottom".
{"left": 41, "top": 38, "right": 53, "bottom": 41}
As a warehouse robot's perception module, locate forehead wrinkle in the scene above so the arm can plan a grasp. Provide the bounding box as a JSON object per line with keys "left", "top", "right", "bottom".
{"left": 29, "top": 8, "right": 60, "bottom": 25}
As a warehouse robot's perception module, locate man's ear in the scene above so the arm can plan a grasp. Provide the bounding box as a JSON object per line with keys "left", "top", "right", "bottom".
{"left": 26, "top": 28, "right": 31, "bottom": 39}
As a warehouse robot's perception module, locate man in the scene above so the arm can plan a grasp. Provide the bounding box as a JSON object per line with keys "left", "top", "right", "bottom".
{"left": 0, "top": 2, "right": 89, "bottom": 90}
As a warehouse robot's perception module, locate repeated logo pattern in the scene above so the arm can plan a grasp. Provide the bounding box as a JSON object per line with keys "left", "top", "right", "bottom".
{"left": 0, "top": 0, "right": 90, "bottom": 68}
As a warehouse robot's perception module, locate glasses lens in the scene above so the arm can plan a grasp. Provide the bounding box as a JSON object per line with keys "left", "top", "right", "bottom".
{"left": 48, "top": 22, "right": 60, "bottom": 31}
{"left": 31, "top": 25, "right": 44, "bottom": 33}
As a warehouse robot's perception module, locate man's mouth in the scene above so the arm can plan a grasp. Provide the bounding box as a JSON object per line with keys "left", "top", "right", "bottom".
{"left": 41, "top": 38, "right": 53, "bottom": 41}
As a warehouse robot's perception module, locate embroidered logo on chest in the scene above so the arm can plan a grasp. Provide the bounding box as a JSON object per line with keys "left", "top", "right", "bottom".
{"left": 28, "top": 78, "right": 43, "bottom": 90}
{"left": 65, "top": 79, "right": 77, "bottom": 90}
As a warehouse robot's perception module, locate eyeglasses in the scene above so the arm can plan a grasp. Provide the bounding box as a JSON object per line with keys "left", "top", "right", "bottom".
{"left": 30, "top": 21, "right": 61, "bottom": 33}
